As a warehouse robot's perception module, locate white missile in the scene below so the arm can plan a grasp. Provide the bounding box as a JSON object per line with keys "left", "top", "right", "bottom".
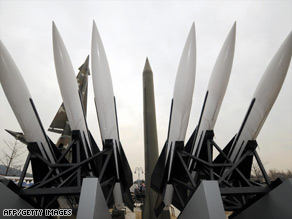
{"left": 228, "top": 31, "right": 292, "bottom": 163}
{"left": 91, "top": 21, "right": 126, "bottom": 210}
{"left": 163, "top": 22, "right": 196, "bottom": 207}
{"left": 189, "top": 23, "right": 236, "bottom": 168}
{"left": 52, "top": 22, "right": 92, "bottom": 159}
{"left": 0, "top": 40, "right": 56, "bottom": 164}
{"left": 166, "top": 22, "right": 196, "bottom": 164}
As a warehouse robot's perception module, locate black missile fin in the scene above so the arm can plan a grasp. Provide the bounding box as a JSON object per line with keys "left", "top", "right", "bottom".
{"left": 184, "top": 126, "right": 198, "bottom": 153}
{"left": 151, "top": 141, "right": 170, "bottom": 193}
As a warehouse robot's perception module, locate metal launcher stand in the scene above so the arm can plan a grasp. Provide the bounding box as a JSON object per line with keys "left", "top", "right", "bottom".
{"left": 161, "top": 130, "right": 281, "bottom": 216}
{"left": 12, "top": 130, "right": 127, "bottom": 215}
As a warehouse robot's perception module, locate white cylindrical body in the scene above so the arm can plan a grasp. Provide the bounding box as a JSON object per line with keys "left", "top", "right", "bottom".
{"left": 0, "top": 40, "right": 55, "bottom": 163}
{"left": 191, "top": 23, "right": 236, "bottom": 163}
{"left": 52, "top": 22, "right": 91, "bottom": 157}
{"left": 166, "top": 23, "right": 196, "bottom": 176}
{"left": 91, "top": 21, "right": 122, "bottom": 209}
{"left": 91, "top": 21, "right": 119, "bottom": 143}
{"left": 229, "top": 31, "right": 292, "bottom": 163}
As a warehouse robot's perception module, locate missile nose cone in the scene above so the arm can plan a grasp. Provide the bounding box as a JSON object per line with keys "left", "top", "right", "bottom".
{"left": 191, "top": 22, "right": 195, "bottom": 32}
{"left": 52, "top": 21, "right": 61, "bottom": 44}
{"left": 5, "top": 129, "right": 14, "bottom": 136}
{"left": 143, "top": 57, "right": 153, "bottom": 75}
{"left": 174, "top": 22, "right": 196, "bottom": 101}
{"left": 52, "top": 22, "right": 62, "bottom": 49}
{"left": 92, "top": 20, "right": 101, "bottom": 47}
{"left": 0, "top": 40, "right": 11, "bottom": 72}
{"left": 0, "top": 40, "right": 6, "bottom": 71}
{"left": 79, "top": 55, "right": 90, "bottom": 74}
{"left": 91, "top": 19, "right": 112, "bottom": 86}
{"left": 282, "top": 30, "right": 292, "bottom": 56}
{"left": 230, "top": 21, "right": 236, "bottom": 37}
{"left": 189, "top": 22, "right": 196, "bottom": 44}
{"left": 223, "top": 21, "right": 236, "bottom": 47}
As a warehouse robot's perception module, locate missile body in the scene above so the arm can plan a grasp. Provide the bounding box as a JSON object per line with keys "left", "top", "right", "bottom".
{"left": 0, "top": 40, "right": 56, "bottom": 164}
{"left": 162, "top": 23, "right": 196, "bottom": 207}
{"left": 142, "top": 58, "right": 163, "bottom": 219}
{"left": 228, "top": 31, "right": 292, "bottom": 163}
{"left": 49, "top": 56, "right": 90, "bottom": 148}
{"left": 189, "top": 23, "right": 236, "bottom": 168}
{"left": 91, "top": 21, "right": 132, "bottom": 210}
{"left": 52, "top": 23, "right": 92, "bottom": 159}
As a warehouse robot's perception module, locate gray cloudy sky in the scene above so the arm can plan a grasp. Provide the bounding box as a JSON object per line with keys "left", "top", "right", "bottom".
{"left": 0, "top": 0, "right": 291, "bottom": 179}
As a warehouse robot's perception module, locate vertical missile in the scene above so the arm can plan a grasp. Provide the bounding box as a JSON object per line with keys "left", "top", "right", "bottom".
{"left": 161, "top": 23, "right": 196, "bottom": 208}
{"left": 91, "top": 21, "right": 132, "bottom": 210}
{"left": 142, "top": 58, "right": 162, "bottom": 219}
{"left": 91, "top": 20, "right": 120, "bottom": 174}
{"left": 189, "top": 23, "right": 236, "bottom": 167}
{"left": 52, "top": 22, "right": 92, "bottom": 159}
{"left": 166, "top": 22, "right": 196, "bottom": 167}
{"left": 228, "top": 31, "right": 292, "bottom": 163}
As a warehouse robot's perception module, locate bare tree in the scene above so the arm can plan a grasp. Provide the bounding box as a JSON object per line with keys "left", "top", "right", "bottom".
{"left": 0, "top": 140, "right": 26, "bottom": 176}
{"left": 268, "top": 169, "right": 292, "bottom": 181}
{"left": 251, "top": 161, "right": 266, "bottom": 182}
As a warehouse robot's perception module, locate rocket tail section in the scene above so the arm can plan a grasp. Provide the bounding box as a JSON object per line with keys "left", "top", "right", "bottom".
{"left": 117, "top": 141, "right": 133, "bottom": 188}
{"left": 116, "top": 141, "right": 134, "bottom": 211}
{"left": 184, "top": 126, "right": 197, "bottom": 154}
{"left": 97, "top": 139, "right": 133, "bottom": 210}
{"left": 151, "top": 142, "right": 170, "bottom": 194}
{"left": 151, "top": 142, "right": 171, "bottom": 216}
{"left": 29, "top": 98, "right": 58, "bottom": 164}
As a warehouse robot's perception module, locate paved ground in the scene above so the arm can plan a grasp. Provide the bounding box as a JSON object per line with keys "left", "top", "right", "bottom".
{"left": 125, "top": 207, "right": 141, "bottom": 219}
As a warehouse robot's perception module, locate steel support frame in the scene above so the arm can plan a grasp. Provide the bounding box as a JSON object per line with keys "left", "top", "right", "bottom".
{"left": 15, "top": 130, "right": 117, "bottom": 212}
{"left": 168, "top": 130, "right": 272, "bottom": 214}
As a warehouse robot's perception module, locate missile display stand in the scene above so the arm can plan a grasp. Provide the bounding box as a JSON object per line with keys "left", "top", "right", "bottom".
{"left": 5, "top": 130, "right": 132, "bottom": 218}
{"left": 152, "top": 130, "right": 287, "bottom": 218}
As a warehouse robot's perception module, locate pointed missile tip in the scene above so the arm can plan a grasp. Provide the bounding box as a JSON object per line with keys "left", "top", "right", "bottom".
{"left": 280, "top": 30, "right": 292, "bottom": 52}
{"left": 227, "top": 22, "right": 236, "bottom": 40}
{"left": 5, "top": 129, "right": 14, "bottom": 136}
{"left": 92, "top": 20, "right": 99, "bottom": 38}
{"left": 52, "top": 21, "right": 57, "bottom": 32}
{"left": 79, "top": 55, "right": 90, "bottom": 73}
{"left": 143, "top": 57, "right": 152, "bottom": 74}
{"left": 52, "top": 21, "right": 60, "bottom": 38}
{"left": 189, "top": 22, "right": 196, "bottom": 39}
{"left": 287, "top": 30, "right": 292, "bottom": 41}
{"left": 232, "top": 21, "right": 236, "bottom": 30}
{"left": 92, "top": 20, "right": 98, "bottom": 31}
{"left": 191, "top": 22, "right": 195, "bottom": 31}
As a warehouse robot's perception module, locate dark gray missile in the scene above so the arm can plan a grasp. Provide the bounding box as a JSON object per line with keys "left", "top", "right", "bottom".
{"left": 143, "top": 58, "right": 170, "bottom": 219}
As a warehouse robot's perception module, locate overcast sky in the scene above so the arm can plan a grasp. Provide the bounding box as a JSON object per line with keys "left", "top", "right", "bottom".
{"left": 0, "top": 0, "right": 291, "bottom": 180}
